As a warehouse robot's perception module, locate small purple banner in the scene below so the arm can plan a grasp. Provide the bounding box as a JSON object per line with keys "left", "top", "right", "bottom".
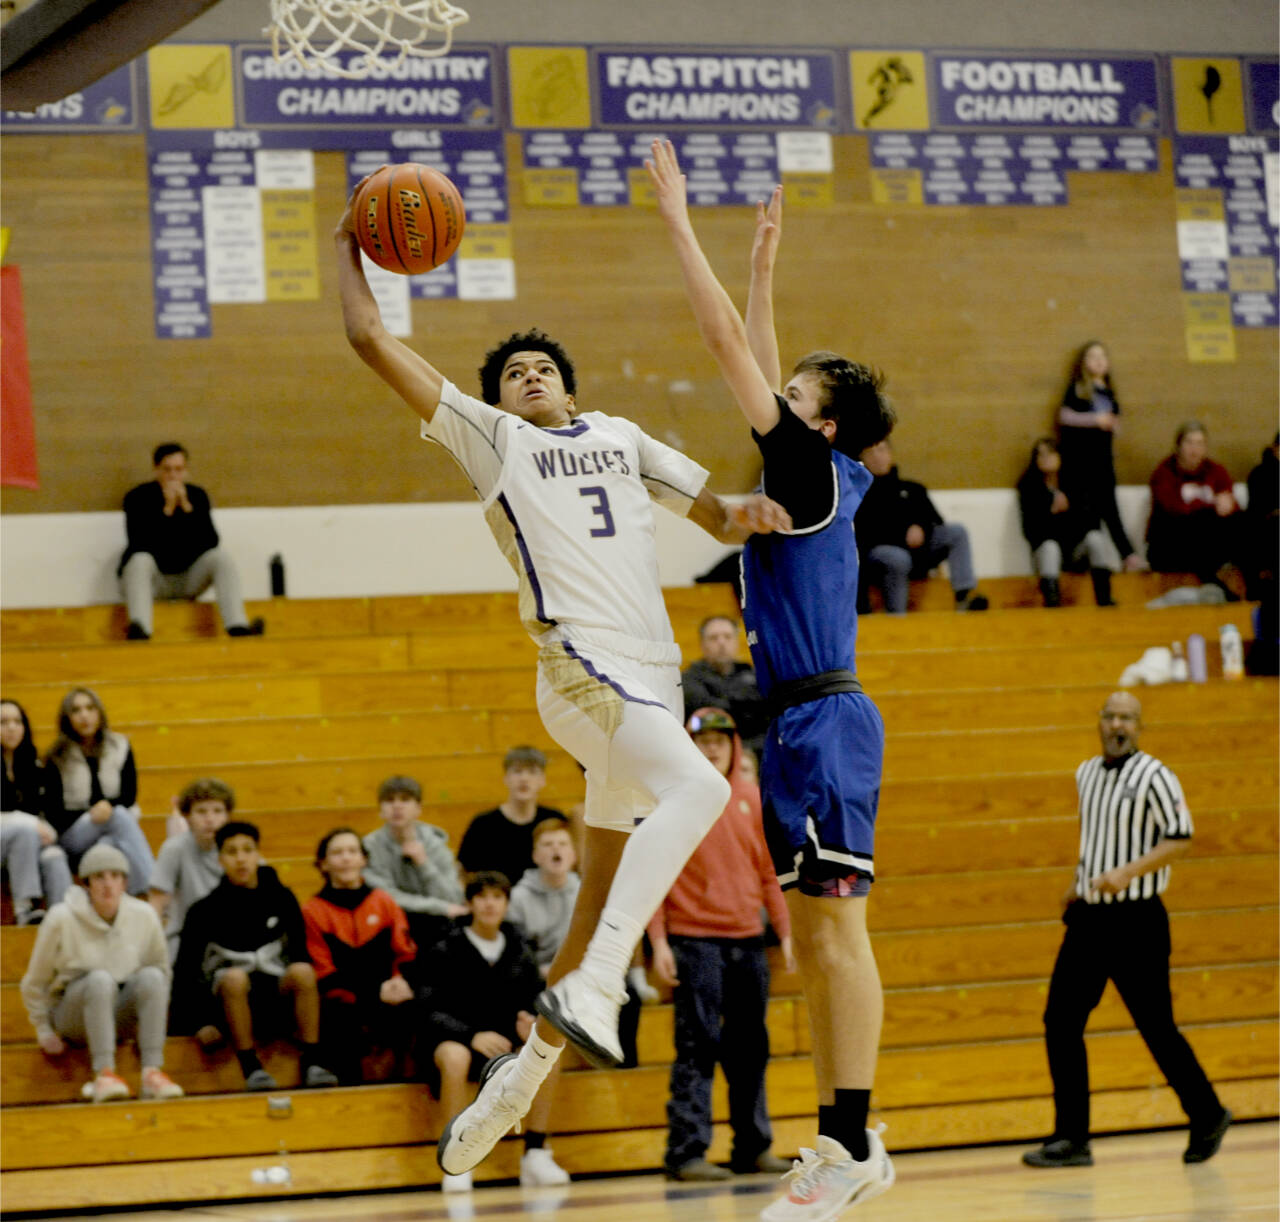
{"left": 931, "top": 53, "right": 1161, "bottom": 131}
{"left": 236, "top": 44, "right": 498, "bottom": 129}
{"left": 1, "top": 63, "right": 138, "bottom": 131}
{"left": 1246, "top": 59, "right": 1279, "bottom": 133}
{"left": 593, "top": 48, "right": 838, "bottom": 129}
{"left": 149, "top": 149, "right": 212, "bottom": 339}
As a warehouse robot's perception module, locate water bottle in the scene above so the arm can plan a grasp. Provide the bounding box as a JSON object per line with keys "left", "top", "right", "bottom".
{"left": 1186, "top": 633, "right": 1208, "bottom": 683}
{"left": 1219, "top": 623, "right": 1244, "bottom": 680}
{"left": 270, "top": 554, "right": 286, "bottom": 598}
{"left": 1170, "top": 641, "right": 1189, "bottom": 682}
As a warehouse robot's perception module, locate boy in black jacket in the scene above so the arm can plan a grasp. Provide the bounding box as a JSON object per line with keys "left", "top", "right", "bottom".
{"left": 419, "top": 871, "right": 546, "bottom": 1191}
{"left": 173, "top": 821, "right": 337, "bottom": 1090}
{"left": 857, "top": 439, "right": 988, "bottom": 614}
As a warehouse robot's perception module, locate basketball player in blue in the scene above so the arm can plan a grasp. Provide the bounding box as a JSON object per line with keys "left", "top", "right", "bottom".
{"left": 648, "top": 140, "right": 896, "bottom": 1220}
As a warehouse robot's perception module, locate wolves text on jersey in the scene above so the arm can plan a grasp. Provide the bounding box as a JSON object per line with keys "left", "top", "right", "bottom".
{"left": 531, "top": 448, "right": 633, "bottom": 480}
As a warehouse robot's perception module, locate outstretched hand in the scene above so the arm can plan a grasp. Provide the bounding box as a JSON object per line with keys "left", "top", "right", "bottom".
{"left": 731, "top": 495, "right": 792, "bottom": 537}
{"left": 644, "top": 138, "right": 691, "bottom": 230}
{"left": 751, "top": 186, "right": 783, "bottom": 276}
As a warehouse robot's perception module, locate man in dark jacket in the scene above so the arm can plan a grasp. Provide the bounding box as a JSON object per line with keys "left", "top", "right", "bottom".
{"left": 119, "top": 443, "right": 264, "bottom": 641}
{"left": 856, "top": 440, "right": 988, "bottom": 614}
{"left": 681, "top": 616, "right": 768, "bottom": 758}
{"left": 172, "top": 822, "right": 336, "bottom": 1090}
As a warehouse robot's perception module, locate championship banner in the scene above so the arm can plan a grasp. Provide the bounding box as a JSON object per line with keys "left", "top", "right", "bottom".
{"left": 1, "top": 266, "right": 39, "bottom": 489}
{"left": 0, "top": 63, "right": 139, "bottom": 132}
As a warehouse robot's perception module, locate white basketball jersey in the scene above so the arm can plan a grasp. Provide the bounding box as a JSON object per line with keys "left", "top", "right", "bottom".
{"left": 422, "top": 380, "right": 709, "bottom": 648}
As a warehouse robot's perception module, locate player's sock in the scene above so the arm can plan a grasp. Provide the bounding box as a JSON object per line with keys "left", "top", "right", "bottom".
{"left": 580, "top": 907, "right": 645, "bottom": 990}
{"left": 505, "top": 1028, "right": 562, "bottom": 1105}
{"left": 818, "top": 1089, "right": 871, "bottom": 1160}
{"left": 236, "top": 1049, "right": 264, "bottom": 1079}
{"left": 524, "top": 1131, "right": 546, "bottom": 1152}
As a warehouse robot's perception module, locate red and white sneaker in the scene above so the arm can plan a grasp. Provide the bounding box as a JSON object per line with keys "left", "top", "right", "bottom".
{"left": 82, "top": 1068, "right": 130, "bottom": 1104}
{"left": 140, "top": 1067, "right": 185, "bottom": 1100}
{"left": 760, "top": 1129, "right": 894, "bottom": 1221}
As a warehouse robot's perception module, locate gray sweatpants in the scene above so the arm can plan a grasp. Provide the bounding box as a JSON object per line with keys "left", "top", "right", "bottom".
{"left": 53, "top": 966, "right": 170, "bottom": 1072}
{"left": 120, "top": 547, "right": 249, "bottom": 635}
{"left": 0, "top": 813, "right": 72, "bottom": 907}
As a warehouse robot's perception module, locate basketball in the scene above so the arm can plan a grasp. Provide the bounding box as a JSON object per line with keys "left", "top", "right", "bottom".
{"left": 353, "top": 163, "right": 466, "bottom": 275}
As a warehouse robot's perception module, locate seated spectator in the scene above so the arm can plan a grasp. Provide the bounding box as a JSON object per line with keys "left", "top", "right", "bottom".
{"left": 119, "top": 442, "right": 264, "bottom": 641}
{"left": 508, "top": 815, "right": 579, "bottom": 978}
{"left": 1056, "top": 341, "right": 1143, "bottom": 574}
{"left": 648, "top": 708, "right": 793, "bottom": 1182}
{"left": 418, "top": 871, "right": 548, "bottom": 1193}
{"left": 457, "top": 746, "right": 565, "bottom": 890}
{"left": 148, "top": 778, "right": 231, "bottom": 960}
{"left": 856, "top": 439, "right": 988, "bottom": 613}
{"left": 172, "top": 821, "right": 337, "bottom": 1090}
{"left": 1244, "top": 432, "right": 1278, "bottom": 601}
{"left": 361, "top": 774, "right": 467, "bottom": 949}
{"left": 45, "top": 688, "right": 154, "bottom": 893}
{"left": 1147, "top": 422, "right": 1243, "bottom": 595}
{"left": 302, "top": 828, "right": 418, "bottom": 1084}
{"left": 20, "top": 843, "right": 184, "bottom": 1103}
{"left": 2, "top": 699, "right": 71, "bottom": 923}
{"left": 680, "top": 616, "right": 768, "bottom": 757}
{"left": 1017, "top": 438, "right": 1120, "bottom": 607}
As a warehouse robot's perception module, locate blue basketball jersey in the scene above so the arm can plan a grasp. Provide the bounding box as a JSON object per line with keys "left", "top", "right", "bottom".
{"left": 740, "top": 451, "right": 872, "bottom": 697}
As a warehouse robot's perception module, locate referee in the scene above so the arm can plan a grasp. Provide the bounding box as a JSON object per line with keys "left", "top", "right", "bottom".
{"left": 1022, "top": 691, "right": 1232, "bottom": 1168}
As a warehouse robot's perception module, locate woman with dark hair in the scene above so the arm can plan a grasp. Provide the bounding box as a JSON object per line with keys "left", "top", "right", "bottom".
{"left": 45, "top": 688, "right": 154, "bottom": 893}
{"left": 2, "top": 700, "right": 72, "bottom": 923}
{"left": 1056, "top": 341, "right": 1142, "bottom": 573}
{"left": 1017, "top": 438, "right": 1120, "bottom": 607}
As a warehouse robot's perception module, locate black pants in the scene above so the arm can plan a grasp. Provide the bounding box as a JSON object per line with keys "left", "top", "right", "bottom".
{"left": 1043, "top": 897, "right": 1222, "bottom": 1141}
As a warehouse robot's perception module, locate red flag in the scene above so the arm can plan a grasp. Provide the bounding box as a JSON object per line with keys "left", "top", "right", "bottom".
{"left": 1, "top": 264, "right": 39, "bottom": 489}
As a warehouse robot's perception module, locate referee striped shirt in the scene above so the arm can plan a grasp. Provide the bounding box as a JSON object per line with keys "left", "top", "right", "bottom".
{"left": 1073, "top": 750, "right": 1193, "bottom": 904}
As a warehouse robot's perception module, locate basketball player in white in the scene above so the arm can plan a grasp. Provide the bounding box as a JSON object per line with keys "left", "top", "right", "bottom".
{"left": 335, "top": 181, "right": 790, "bottom": 1179}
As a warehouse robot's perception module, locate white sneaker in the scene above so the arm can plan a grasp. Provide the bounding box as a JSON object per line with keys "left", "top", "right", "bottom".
{"left": 535, "top": 969, "right": 625, "bottom": 1068}
{"left": 440, "top": 1171, "right": 472, "bottom": 1193}
{"left": 520, "top": 1147, "right": 570, "bottom": 1186}
{"left": 437, "top": 1053, "right": 528, "bottom": 1175}
{"left": 760, "top": 1129, "right": 894, "bottom": 1221}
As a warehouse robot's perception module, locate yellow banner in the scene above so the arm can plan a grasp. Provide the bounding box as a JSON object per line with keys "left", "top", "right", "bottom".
{"left": 1171, "top": 58, "right": 1245, "bottom": 134}
{"left": 851, "top": 52, "right": 929, "bottom": 131}
{"left": 781, "top": 172, "right": 835, "bottom": 207}
{"left": 870, "top": 168, "right": 924, "bottom": 205}
{"left": 1228, "top": 256, "right": 1277, "bottom": 294}
{"left": 1184, "top": 325, "right": 1236, "bottom": 362}
{"left": 261, "top": 190, "right": 318, "bottom": 302}
{"left": 1182, "top": 292, "right": 1233, "bottom": 327}
{"left": 148, "top": 45, "right": 234, "bottom": 129}
{"left": 508, "top": 46, "right": 591, "bottom": 129}
{"left": 1175, "top": 188, "right": 1225, "bottom": 223}
{"left": 458, "top": 224, "right": 512, "bottom": 260}
{"left": 523, "top": 168, "right": 580, "bottom": 207}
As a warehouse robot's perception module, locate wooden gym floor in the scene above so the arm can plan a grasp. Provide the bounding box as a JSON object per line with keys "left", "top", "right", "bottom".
{"left": 27, "top": 1122, "right": 1278, "bottom": 1222}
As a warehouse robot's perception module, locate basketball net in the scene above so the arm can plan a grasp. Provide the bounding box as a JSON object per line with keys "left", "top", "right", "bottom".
{"left": 266, "top": 0, "right": 470, "bottom": 78}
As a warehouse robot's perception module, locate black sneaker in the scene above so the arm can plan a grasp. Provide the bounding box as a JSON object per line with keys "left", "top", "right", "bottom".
{"left": 1021, "top": 1138, "right": 1093, "bottom": 1168}
{"left": 126, "top": 622, "right": 150, "bottom": 640}
{"left": 666, "top": 1158, "right": 732, "bottom": 1182}
{"left": 227, "top": 617, "right": 265, "bottom": 637}
{"left": 1183, "top": 1108, "right": 1232, "bottom": 1163}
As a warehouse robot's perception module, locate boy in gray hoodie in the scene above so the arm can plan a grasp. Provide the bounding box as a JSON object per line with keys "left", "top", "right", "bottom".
{"left": 361, "top": 775, "right": 467, "bottom": 949}
{"left": 508, "top": 815, "right": 580, "bottom": 977}
{"left": 20, "top": 842, "right": 185, "bottom": 1104}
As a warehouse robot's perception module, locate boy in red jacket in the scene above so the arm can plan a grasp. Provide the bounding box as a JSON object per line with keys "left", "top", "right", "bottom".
{"left": 649, "top": 708, "right": 795, "bottom": 1181}
{"left": 302, "top": 827, "right": 418, "bottom": 1083}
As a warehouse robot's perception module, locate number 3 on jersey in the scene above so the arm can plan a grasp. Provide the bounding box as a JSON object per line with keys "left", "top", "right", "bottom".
{"left": 579, "top": 486, "right": 616, "bottom": 537}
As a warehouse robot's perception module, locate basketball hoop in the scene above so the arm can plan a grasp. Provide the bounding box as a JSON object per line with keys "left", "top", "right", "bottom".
{"left": 266, "top": 0, "right": 470, "bottom": 78}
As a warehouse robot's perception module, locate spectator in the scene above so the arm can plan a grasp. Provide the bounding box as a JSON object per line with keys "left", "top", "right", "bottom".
{"left": 20, "top": 843, "right": 184, "bottom": 1103}
{"left": 361, "top": 774, "right": 467, "bottom": 949}
{"left": 418, "top": 871, "right": 548, "bottom": 1193}
{"left": 1243, "top": 432, "right": 1278, "bottom": 601}
{"left": 681, "top": 616, "right": 768, "bottom": 757}
{"left": 1146, "top": 421, "right": 1243, "bottom": 595}
{"left": 45, "top": 688, "right": 154, "bottom": 893}
{"left": 118, "top": 443, "right": 264, "bottom": 641}
{"left": 172, "top": 821, "right": 337, "bottom": 1090}
{"left": 148, "top": 778, "right": 231, "bottom": 960}
{"left": 1055, "top": 341, "right": 1142, "bottom": 573}
{"left": 508, "top": 814, "right": 580, "bottom": 978}
{"left": 1022, "top": 692, "right": 1231, "bottom": 1169}
{"left": 856, "top": 439, "right": 988, "bottom": 613}
{"left": 456, "top": 747, "right": 565, "bottom": 891}
{"left": 649, "top": 708, "right": 793, "bottom": 1182}
{"left": 2, "top": 699, "right": 72, "bottom": 923}
{"left": 302, "top": 828, "right": 418, "bottom": 1084}
{"left": 1017, "top": 438, "right": 1120, "bottom": 607}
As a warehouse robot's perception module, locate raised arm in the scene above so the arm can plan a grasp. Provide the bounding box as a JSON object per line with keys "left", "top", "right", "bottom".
{"left": 745, "top": 186, "right": 783, "bottom": 393}
{"left": 646, "top": 140, "right": 781, "bottom": 435}
{"left": 335, "top": 180, "right": 445, "bottom": 423}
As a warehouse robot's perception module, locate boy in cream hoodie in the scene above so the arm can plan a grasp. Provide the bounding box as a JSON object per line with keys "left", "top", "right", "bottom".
{"left": 21, "top": 842, "right": 184, "bottom": 1103}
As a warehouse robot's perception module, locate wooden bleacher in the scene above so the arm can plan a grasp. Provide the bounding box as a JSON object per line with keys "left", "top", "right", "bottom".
{"left": 1, "top": 575, "right": 1275, "bottom": 1210}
